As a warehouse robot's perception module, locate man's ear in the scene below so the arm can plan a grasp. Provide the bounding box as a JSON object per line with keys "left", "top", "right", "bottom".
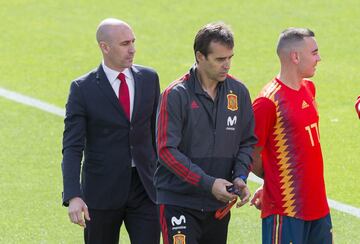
{"left": 99, "top": 41, "right": 109, "bottom": 54}
{"left": 290, "top": 50, "right": 300, "bottom": 64}
{"left": 195, "top": 51, "right": 205, "bottom": 63}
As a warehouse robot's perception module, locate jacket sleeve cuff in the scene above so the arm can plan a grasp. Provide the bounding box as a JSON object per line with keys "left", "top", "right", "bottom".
{"left": 199, "top": 174, "right": 216, "bottom": 193}
{"left": 234, "top": 175, "right": 248, "bottom": 184}
{"left": 233, "top": 166, "right": 250, "bottom": 181}
{"left": 62, "top": 190, "right": 82, "bottom": 207}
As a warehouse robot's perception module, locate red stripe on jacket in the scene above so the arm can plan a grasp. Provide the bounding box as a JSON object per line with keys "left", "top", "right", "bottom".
{"left": 157, "top": 74, "right": 201, "bottom": 186}
{"left": 159, "top": 204, "right": 169, "bottom": 244}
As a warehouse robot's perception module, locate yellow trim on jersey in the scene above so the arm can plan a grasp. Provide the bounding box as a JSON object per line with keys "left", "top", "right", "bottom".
{"left": 268, "top": 81, "right": 297, "bottom": 217}
{"left": 264, "top": 80, "right": 281, "bottom": 100}
{"left": 275, "top": 215, "right": 280, "bottom": 244}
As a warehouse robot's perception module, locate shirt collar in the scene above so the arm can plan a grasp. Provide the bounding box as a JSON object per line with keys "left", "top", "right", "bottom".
{"left": 102, "top": 61, "right": 132, "bottom": 85}
{"left": 191, "top": 65, "right": 205, "bottom": 95}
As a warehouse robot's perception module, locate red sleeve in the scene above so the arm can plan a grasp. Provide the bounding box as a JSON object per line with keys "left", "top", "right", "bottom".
{"left": 252, "top": 97, "right": 276, "bottom": 147}
{"left": 356, "top": 96, "right": 360, "bottom": 119}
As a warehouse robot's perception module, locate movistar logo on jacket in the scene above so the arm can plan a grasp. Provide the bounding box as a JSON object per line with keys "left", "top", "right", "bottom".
{"left": 226, "top": 115, "right": 237, "bottom": 131}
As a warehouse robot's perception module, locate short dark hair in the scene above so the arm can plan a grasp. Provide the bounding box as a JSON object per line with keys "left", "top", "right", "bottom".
{"left": 277, "top": 27, "right": 315, "bottom": 55}
{"left": 193, "top": 22, "right": 234, "bottom": 62}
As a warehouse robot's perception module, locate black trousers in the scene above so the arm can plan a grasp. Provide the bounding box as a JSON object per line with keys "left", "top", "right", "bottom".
{"left": 159, "top": 204, "right": 230, "bottom": 244}
{"left": 84, "top": 168, "right": 160, "bottom": 244}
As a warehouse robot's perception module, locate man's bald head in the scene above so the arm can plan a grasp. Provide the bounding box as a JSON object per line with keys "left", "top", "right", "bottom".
{"left": 96, "top": 18, "right": 136, "bottom": 71}
{"left": 96, "top": 18, "right": 131, "bottom": 44}
{"left": 276, "top": 28, "right": 315, "bottom": 57}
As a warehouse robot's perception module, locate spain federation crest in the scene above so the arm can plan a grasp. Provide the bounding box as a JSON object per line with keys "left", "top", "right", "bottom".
{"left": 173, "top": 233, "right": 186, "bottom": 244}
{"left": 227, "top": 93, "right": 238, "bottom": 111}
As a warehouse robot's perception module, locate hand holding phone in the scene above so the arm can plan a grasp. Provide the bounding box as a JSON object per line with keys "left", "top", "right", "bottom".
{"left": 226, "top": 185, "right": 240, "bottom": 196}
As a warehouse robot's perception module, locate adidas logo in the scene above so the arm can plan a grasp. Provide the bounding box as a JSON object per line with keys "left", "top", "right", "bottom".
{"left": 302, "top": 100, "right": 309, "bottom": 109}
{"left": 191, "top": 100, "right": 199, "bottom": 109}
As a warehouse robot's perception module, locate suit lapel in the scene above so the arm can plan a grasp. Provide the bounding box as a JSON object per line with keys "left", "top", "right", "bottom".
{"left": 131, "top": 65, "right": 142, "bottom": 122}
{"left": 95, "top": 65, "right": 125, "bottom": 117}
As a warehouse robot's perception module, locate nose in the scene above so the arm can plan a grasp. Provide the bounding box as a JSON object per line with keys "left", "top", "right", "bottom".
{"left": 317, "top": 54, "right": 321, "bottom": 62}
{"left": 223, "top": 59, "right": 231, "bottom": 70}
{"left": 129, "top": 43, "right": 136, "bottom": 54}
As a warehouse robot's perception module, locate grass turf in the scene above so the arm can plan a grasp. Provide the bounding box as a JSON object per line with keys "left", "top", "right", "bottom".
{"left": 0, "top": 0, "right": 359, "bottom": 243}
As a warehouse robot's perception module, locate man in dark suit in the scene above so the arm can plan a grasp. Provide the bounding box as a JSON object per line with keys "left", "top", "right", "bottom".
{"left": 61, "top": 18, "right": 160, "bottom": 244}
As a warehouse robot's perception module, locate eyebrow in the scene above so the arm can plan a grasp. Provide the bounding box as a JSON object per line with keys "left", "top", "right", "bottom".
{"left": 311, "top": 48, "right": 318, "bottom": 53}
{"left": 120, "top": 38, "right": 136, "bottom": 44}
{"left": 216, "top": 54, "right": 234, "bottom": 59}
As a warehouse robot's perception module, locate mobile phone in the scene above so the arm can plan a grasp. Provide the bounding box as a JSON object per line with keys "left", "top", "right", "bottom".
{"left": 226, "top": 185, "right": 239, "bottom": 195}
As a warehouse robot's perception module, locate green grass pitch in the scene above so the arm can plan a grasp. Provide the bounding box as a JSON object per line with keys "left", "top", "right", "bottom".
{"left": 0, "top": 0, "right": 359, "bottom": 243}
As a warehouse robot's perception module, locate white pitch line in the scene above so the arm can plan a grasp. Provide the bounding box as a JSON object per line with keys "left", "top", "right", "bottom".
{"left": 248, "top": 173, "right": 360, "bottom": 218}
{"left": 327, "top": 199, "right": 360, "bottom": 218}
{"left": 0, "top": 87, "right": 65, "bottom": 117}
{"left": 1, "top": 86, "right": 360, "bottom": 219}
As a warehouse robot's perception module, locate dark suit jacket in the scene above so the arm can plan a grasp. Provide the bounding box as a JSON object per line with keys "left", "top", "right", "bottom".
{"left": 62, "top": 64, "right": 160, "bottom": 209}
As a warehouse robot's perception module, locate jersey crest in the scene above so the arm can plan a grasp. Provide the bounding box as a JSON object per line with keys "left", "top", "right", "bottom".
{"left": 227, "top": 93, "right": 238, "bottom": 111}
{"left": 173, "top": 233, "right": 186, "bottom": 244}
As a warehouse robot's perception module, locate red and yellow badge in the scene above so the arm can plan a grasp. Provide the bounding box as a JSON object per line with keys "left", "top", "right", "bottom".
{"left": 173, "top": 233, "right": 186, "bottom": 244}
{"left": 227, "top": 93, "right": 238, "bottom": 111}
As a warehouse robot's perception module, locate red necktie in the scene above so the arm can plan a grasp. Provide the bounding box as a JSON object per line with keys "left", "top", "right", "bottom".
{"left": 118, "top": 73, "right": 130, "bottom": 120}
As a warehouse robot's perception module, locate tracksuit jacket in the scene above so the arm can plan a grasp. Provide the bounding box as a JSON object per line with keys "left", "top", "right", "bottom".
{"left": 154, "top": 66, "right": 257, "bottom": 211}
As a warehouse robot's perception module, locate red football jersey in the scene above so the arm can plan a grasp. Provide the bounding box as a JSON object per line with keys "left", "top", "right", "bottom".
{"left": 253, "top": 78, "right": 329, "bottom": 220}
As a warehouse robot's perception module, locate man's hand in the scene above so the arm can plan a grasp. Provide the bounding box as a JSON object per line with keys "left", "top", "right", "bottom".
{"left": 211, "top": 179, "right": 237, "bottom": 203}
{"left": 250, "top": 186, "right": 263, "bottom": 210}
{"left": 68, "top": 197, "right": 91, "bottom": 228}
{"left": 233, "top": 177, "right": 250, "bottom": 208}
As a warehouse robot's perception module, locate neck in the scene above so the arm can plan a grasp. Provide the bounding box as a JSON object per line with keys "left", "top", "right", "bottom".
{"left": 103, "top": 59, "right": 126, "bottom": 73}
{"left": 196, "top": 69, "right": 218, "bottom": 100}
{"left": 278, "top": 67, "right": 302, "bottom": 90}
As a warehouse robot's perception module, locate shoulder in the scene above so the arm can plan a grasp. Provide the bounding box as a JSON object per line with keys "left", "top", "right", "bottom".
{"left": 71, "top": 67, "right": 98, "bottom": 88}
{"left": 132, "top": 64, "right": 158, "bottom": 76}
{"left": 163, "top": 73, "right": 191, "bottom": 96}
{"left": 253, "top": 80, "right": 279, "bottom": 111}
{"left": 158, "top": 74, "right": 192, "bottom": 113}
{"left": 253, "top": 96, "right": 276, "bottom": 123}
{"left": 302, "top": 79, "right": 316, "bottom": 95}
{"left": 159, "top": 73, "right": 193, "bottom": 110}
{"left": 256, "top": 79, "right": 283, "bottom": 102}
{"left": 253, "top": 96, "right": 275, "bottom": 109}
{"left": 131, "top": 65, "right": 159, "bottom": 87}
{"left": 226, "top": 74, "right": 250, "bottom": 93}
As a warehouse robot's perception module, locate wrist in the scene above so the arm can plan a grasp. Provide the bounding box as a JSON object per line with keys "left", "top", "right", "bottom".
{"left": 237, "top": 175, "right": 247, "bottom": 184}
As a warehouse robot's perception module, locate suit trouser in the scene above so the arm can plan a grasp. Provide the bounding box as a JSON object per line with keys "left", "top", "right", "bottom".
{"left": 84, "top": 168, "right": 160, "bottom": 244}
